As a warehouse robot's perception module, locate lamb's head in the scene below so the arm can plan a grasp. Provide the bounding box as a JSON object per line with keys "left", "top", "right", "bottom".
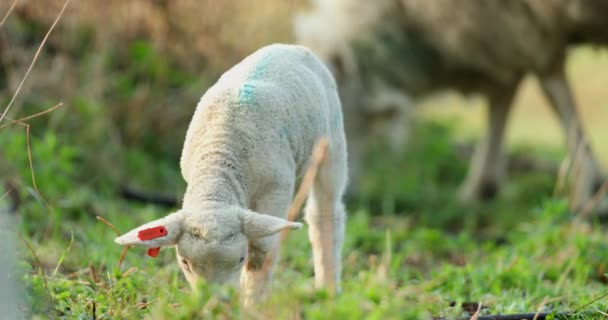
{"left": 115, "top": 207, "right": 302, "bottom": 288}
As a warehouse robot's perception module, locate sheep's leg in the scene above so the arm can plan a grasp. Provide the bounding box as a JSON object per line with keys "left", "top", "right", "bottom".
{"left": 539, "top": 64, "right": 602, "bottom": 212}
{"left": 240, "top": 189, "right": 292, "bottom": 306}
{"left": 305, "top": 142, "right": 347, "bottom": 293}
{"left": 460, "top": 87, "right": 516, "bottom": 203}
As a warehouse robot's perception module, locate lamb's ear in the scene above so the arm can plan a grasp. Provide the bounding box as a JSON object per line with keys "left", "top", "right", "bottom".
{"left": 240, "top": 210, "right": 303, "bottom": 239}
{"left": 115, "top": 211, "right": 184, "bottom": 247}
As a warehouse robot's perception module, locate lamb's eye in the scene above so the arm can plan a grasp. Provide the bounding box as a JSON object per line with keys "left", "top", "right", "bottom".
{"left": 223, "top": 233, "right": 237, "bottom": 242}
{"left": 239, "top": 257, "right": 245, "bottom": 264}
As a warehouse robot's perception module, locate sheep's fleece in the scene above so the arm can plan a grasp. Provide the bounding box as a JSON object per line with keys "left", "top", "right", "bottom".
{"left": 115, "top": 44, "right": 348, "bottom": 304}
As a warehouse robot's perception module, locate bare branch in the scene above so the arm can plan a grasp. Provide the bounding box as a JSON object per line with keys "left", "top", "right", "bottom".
{"left": 280, "top": 137, "right": 329, "bottom": 243}
{"left": 0, "top": 102, "right": 63, "bottom": 129}
{"left": 0, "top": 0, "right": 70, "bottom": 124}
{"left": 0, "top": 0, "right": 18, "bottom": 29}
{"left": 96, "top": 216, "right": 121, "bottom": 237}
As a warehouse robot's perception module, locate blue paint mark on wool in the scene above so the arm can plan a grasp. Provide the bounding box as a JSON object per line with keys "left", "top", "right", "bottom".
{"left": 238, "top": 49, "right": 278, "bottom": 105}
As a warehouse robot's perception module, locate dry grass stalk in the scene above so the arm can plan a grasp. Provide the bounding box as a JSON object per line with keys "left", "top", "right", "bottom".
{"left": 0, "top": 103, "right": 64, "bottom": 209}
{"left": 0, "top": 189, "right": 11, "bottom": 202}
{"left": 122, "top": 266, "right": 137, "bottom": 277}
{"left": 0, "top": 0, "right": 70, "bottom": 124}
{"left": 0, "top": 0, "right": 18, "bottom": 28}
{"left": 469, "top": 302, "right": 482, "bottom": 320}
{"left": 4, "top": 119, "right": 51, "bottom": 207}
{"left": 17, "top": 232, "right": 51, "bottom": 298}
{"left": 96, "top": 216, "right": 121, "bottom": 236}
{"left": 287, "top": 137, "right": 329, "bottom": 221}
{"left": 136, "top": 298, "right": 157, "bottom": 310}
{"left": 117, "top": 246, "right": 131, "bottom": 270}
{"left": 533, "top": 297, "right": 549, "bottom": 320}
{"left": 88, "top": 261, "right": 98, "bottom": 283}
{"left": 0, "top": 102, "right": 63, "bottom": 130}
{"left": 280, "top": 137, "right": 329, "bottom": 243}
{"left": 96, "top": 215, "right": 131, "bottom": 270}
{"left": 578, "top": 179, "right": 608, "bottom": 218}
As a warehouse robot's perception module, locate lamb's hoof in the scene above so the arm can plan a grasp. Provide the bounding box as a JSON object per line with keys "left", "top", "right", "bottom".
{"left": 459, "top": 180, "right": 499, "bottom": 204}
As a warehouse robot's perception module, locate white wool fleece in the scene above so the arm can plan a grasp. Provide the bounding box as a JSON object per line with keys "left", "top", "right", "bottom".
{"left": 116, "top": 44, "right": 348, "bottom": 304}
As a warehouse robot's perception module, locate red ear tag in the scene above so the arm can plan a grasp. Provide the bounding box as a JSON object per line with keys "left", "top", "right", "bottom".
{"left": 138, "top": 226, "right": 167, "bottom": 240}
{"left": 147, "top": 247, "right": 161, "bottom": 257}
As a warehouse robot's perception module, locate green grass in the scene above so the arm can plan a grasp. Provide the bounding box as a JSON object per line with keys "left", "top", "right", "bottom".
{"left": 4, "top": 118, "right": 608, "bottom": 319}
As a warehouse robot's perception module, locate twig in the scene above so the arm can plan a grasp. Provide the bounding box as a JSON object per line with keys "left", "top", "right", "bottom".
{"left": 90, "top": 300, "right": 97, "bottom": 319}
{"left": 121, "top": 266, "right": 137, "bottom": 277}
{"left": 117, "top": 246, "right": 130, "bottom": 270}
{"left": 88, "top": 261, "right": 98, "bottom": 283}
{"left": 2, "top": 180, "right": 20, "bottom": 213}
{"left": 0, "top": 189, "right": 10, "bottom": 202}
{"left": 5, "top": 119, "right": 52, "bottom": 208}
{"left": 136, "top": 298, "right": 157, "bottom": 310}
{"left": 288, "top": 137, "right": 329, "bottom": 222}
{"left": 0, "top": 0, "right": 18, "bottom": 28}
{"left": 578, "top": 179, "right": 608, "bottom": 218}
{"left": 17, "top": 233, "right": 50, "bottom": 298}
{"left": 533, "top": 297, "right": 548, "bottom": 320}
{"left": 65, "top": 267, "right": 92, "bottom": 279}
{"left": 96, "top": 216, "right": 121, "bottom": 236}
{"left": 52, "top": 230, "right": 74, "bottom": 277}
{"left": 1, "top": 103, "right": 63, "bottom": 210}
{"left": 469, "top": 302, "right": 482, "bottom": 320}
{"left": 0, "top": 0, "right": 70, "bottom": 124}
{"left": 96, "top": 215, "right": 131, "bottom": 270}
{"left": 0, "top": 102, "right": 63, "bottom": 129}
{"left": 24, "top": 122, "right": 50, "bottom": 207}
{"left": 280, "top": 137, "right": 329, "bottom": 243}
{"left": 573, "top": 291, "right": 608, "bottom": 313}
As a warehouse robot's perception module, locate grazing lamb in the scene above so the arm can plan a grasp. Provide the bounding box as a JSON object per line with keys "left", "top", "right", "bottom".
{"left": 115, "top": 44, "right": 347, "bottom": 304}
{"left": 295, "top": 0, "right": 608, "bottom": 211}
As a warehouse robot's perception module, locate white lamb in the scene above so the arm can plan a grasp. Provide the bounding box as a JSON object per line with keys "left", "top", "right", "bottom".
{"left": 115, "top": 44, "right": 347, "bottom": 304}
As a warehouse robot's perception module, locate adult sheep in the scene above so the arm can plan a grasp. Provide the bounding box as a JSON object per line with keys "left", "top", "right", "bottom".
{"left": 296, "top": 0, "right": 608, "bottom": 211}
{"left": 115, "top": 44, "right": 347, "bottom": 305}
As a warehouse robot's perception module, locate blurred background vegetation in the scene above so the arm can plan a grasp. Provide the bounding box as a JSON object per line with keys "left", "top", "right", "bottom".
{"left": 2, "top": 1, "right": 608, "bottom": 318}
{"left": 1, "top": 0, "right": 298, "bottom": 199}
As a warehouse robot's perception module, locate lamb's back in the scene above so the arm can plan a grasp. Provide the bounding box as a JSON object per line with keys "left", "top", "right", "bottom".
{"left": 180, "top": 44, "right": 342, "bottom": 185}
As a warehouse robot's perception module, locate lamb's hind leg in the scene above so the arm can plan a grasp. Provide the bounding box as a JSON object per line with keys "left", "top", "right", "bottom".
{"left": 539, "top": 62, "right": 603, "bottom": 213}
{"left": 305, "top": 142, "right": 347, "bottom": 293}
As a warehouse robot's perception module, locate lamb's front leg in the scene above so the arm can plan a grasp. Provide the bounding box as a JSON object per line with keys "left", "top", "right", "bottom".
{"left": 240, "top": 189, "right": 293, "bottom": 306}
{"left": 240, "top": 234, "right": 279, "bottom": 306}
